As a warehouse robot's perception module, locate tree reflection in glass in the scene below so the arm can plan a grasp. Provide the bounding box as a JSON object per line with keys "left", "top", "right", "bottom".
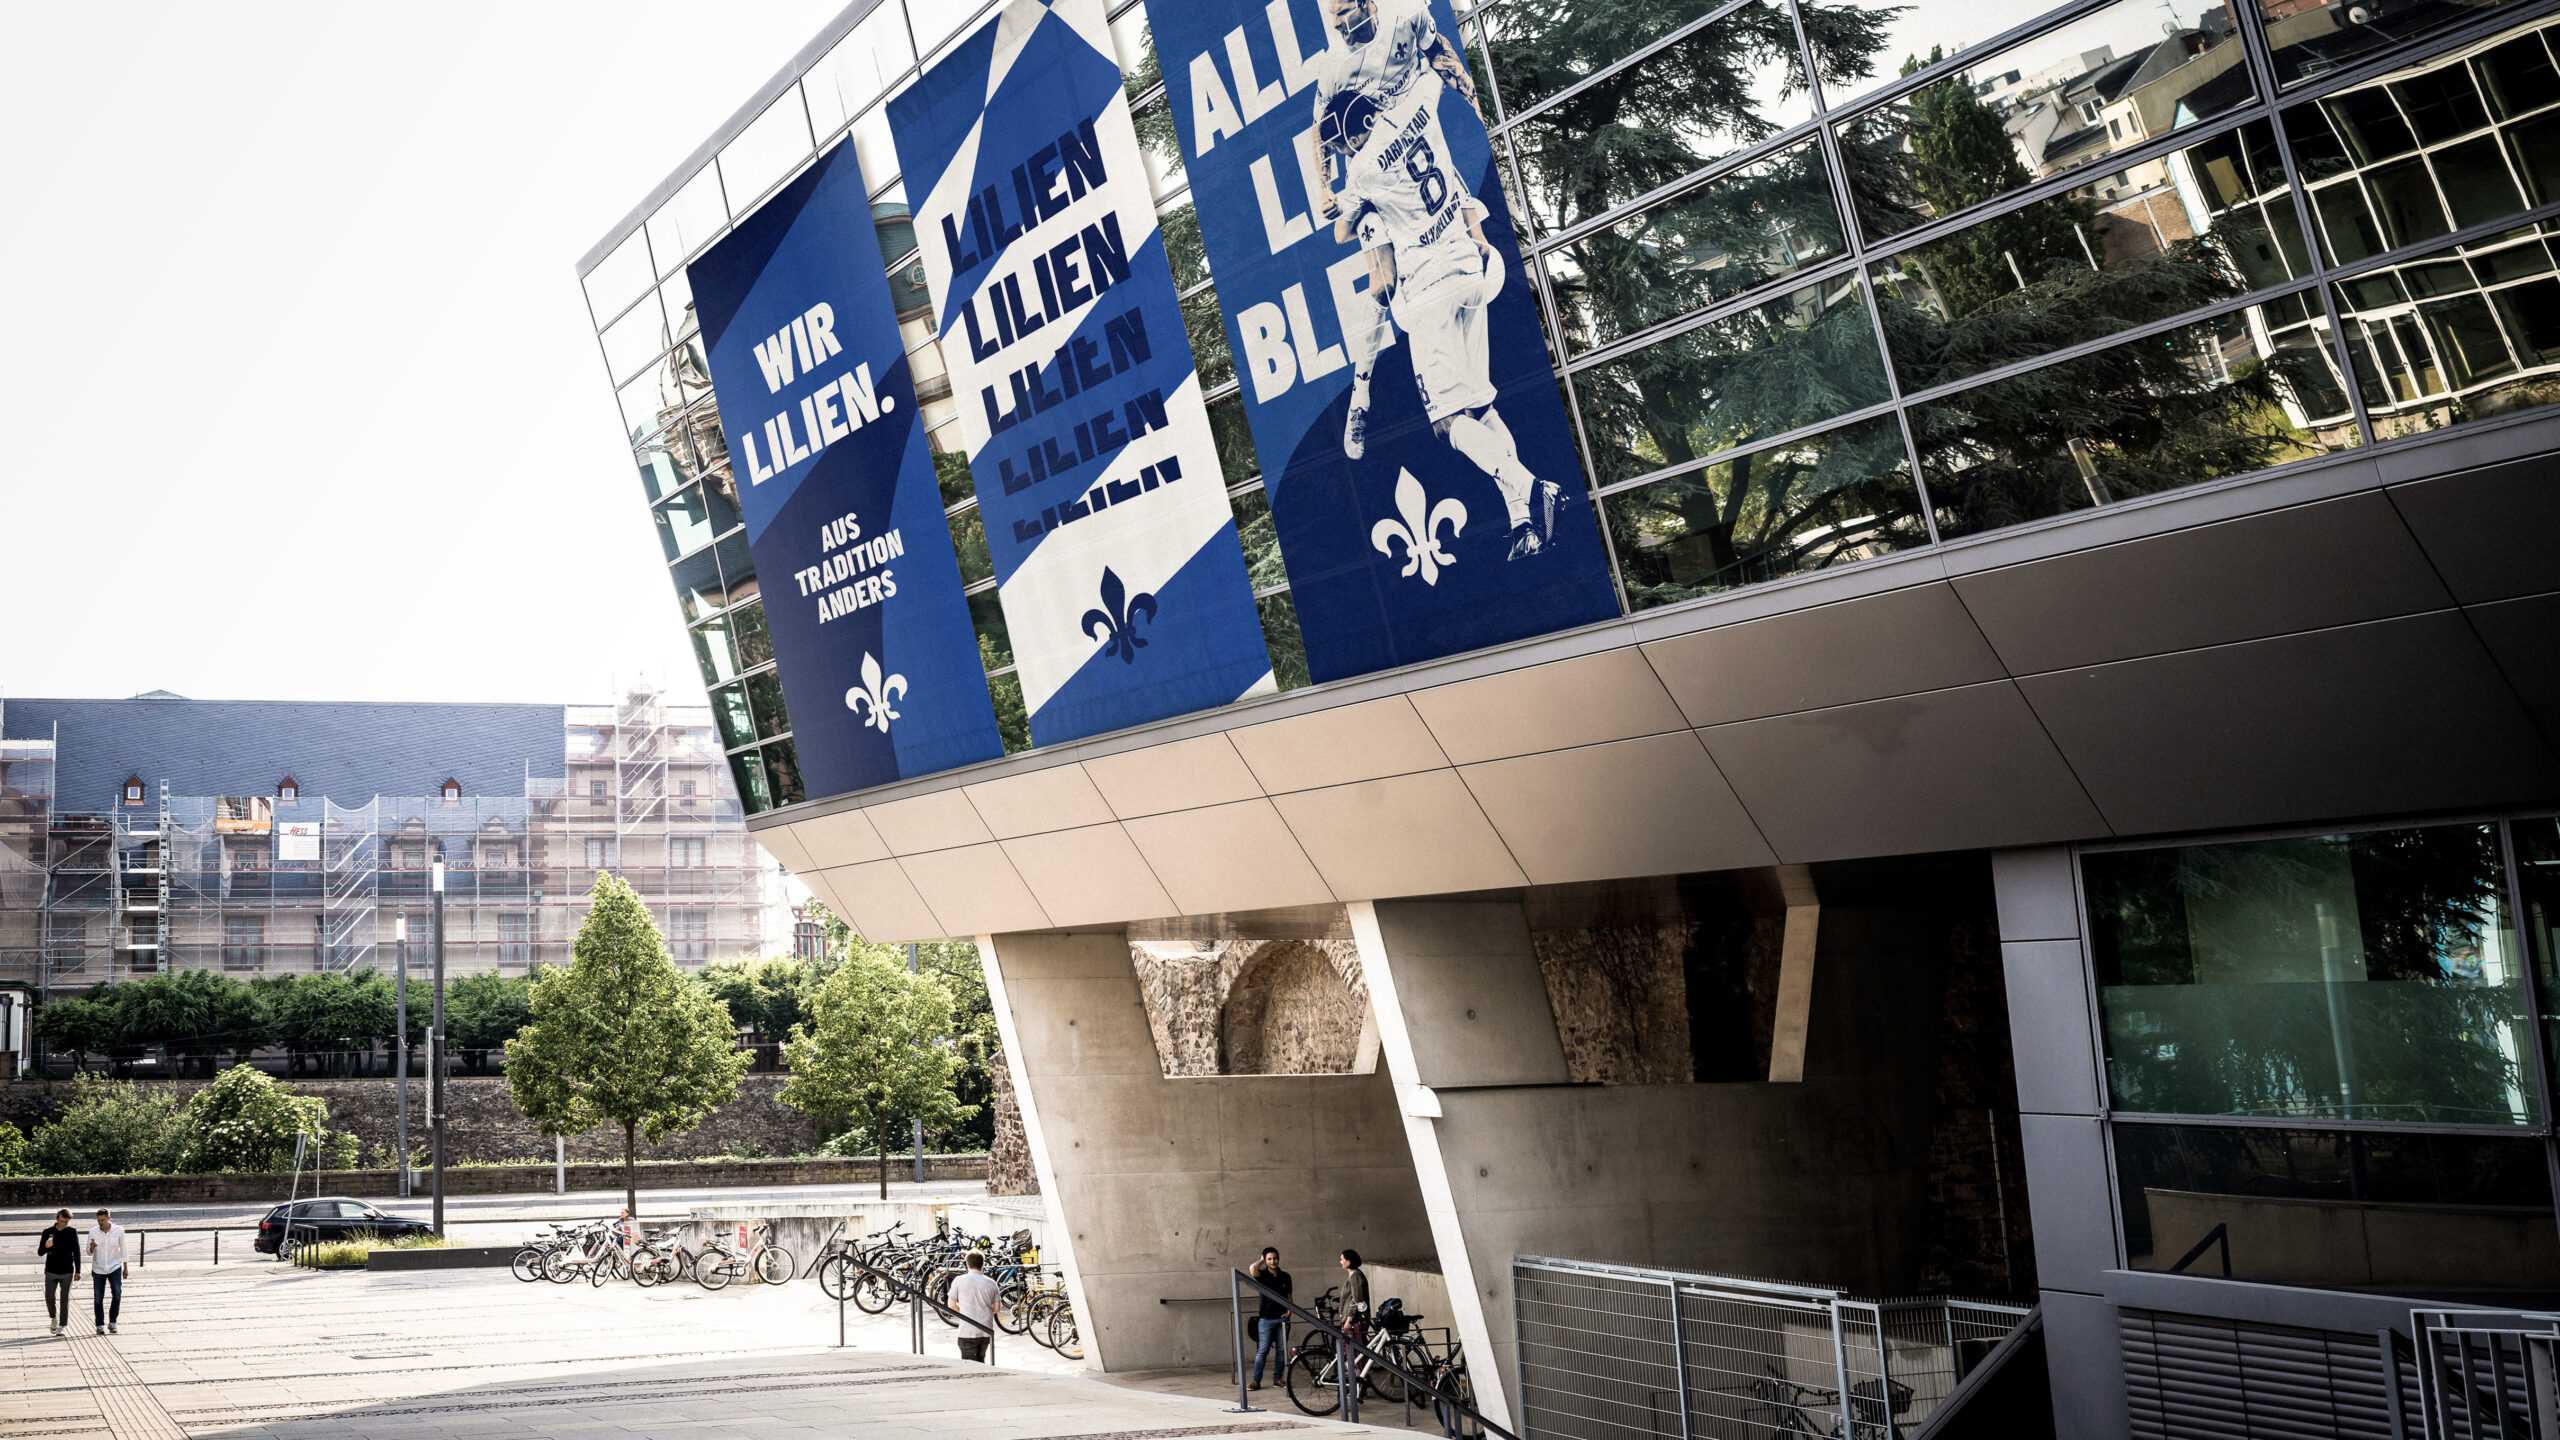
{"left": 2087, "top": 825, "right": 2535, "bottom": 1127}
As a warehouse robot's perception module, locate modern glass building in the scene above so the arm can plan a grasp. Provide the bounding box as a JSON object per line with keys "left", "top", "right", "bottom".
{"left": 583, "top": 0, "right": 2560, "bottom": 1435}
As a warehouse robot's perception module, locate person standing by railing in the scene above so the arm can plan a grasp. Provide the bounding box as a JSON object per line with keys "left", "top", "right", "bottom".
{"left": 36, "top": 1208, "right": 79, "bottom": 1337}
{"left": 1247, "top": 1246, "right": 1293, "bottom": 1390}
{"left": 948, "top": 1250, "right": 1001, "bottom": 1364}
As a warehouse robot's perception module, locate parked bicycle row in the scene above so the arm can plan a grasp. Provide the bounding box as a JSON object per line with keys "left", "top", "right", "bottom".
{"left": 1246, "top": 1246, "right": 1480, "bottom": 1435}
{"left": 504, "top": 1211, "right": 1083, "bottom": 1361}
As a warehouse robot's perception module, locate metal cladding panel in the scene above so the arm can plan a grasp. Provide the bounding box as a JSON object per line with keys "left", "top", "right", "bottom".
{"left": 1697, "top": 681, "right": 2108, "bottom": 863}
{"left": 2001, "top": 940, "right": 2102, "bottom": 1117}
{"left": 1953, "top": 494, "right": 2453, "bottom": 676}
{"left": 2469, "top": 591, "right": 2560, "bottom": 746}
{"left": 1639, "top": 582, "right": 2007, "bottom": 729}
{"left": 2119, "top": 1309, "right": 2405, "bottom": 1440}
{"left": 1458, "top": 732, "right": 1773, "bottom": 883}
{"left": 1, "top": 697, "right": 567, "bottom": 809}
{"left": 2386, "top": 453, "right": 2560, "bottom": 603}
{"left": 2018, "top": 611, "right": 2560, "bottom": 838}
{"left": 2019, "top": 1114, "right": 2116, "bottom": 1295}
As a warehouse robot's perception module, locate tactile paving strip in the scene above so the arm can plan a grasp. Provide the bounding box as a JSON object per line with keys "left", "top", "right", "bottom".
{"left": 63, "top": 1338, "right": 184, "bottom": 1440}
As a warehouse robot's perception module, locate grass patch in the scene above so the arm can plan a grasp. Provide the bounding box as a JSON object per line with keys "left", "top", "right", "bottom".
{"left": 294, "top": 1230, "right": 450, "bottom": 1270}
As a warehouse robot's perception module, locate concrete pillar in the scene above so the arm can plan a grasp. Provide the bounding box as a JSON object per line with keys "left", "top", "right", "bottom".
{"left": 978, "top": 927, "right": 1431, "bottom": 1372}
{"left": 1990, "top": 847, "right": 2128, "bottom": 1440}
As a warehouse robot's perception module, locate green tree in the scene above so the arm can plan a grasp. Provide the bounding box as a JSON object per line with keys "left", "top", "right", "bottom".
{"left": 27, "top": 1075, "right": 188, "bottom": 1176}
{"left": 0, "top": 1121, "right": 29, "bottom": 1178}
{"left": 504, "top": 874, "right": 750, "bottom": 1213}
{"left": 699, "top": 956, "right": 817, "bottom": 1065}
{"left": 445, "top": 971, "right": 534, "bottom": 1072}
{"left": 36, "top": 995, "right": 118, "bottom": 1073}
{"left": 177, "top": 1064, "right": 344, "bottom": 1173}
{"left": 781, "top": 950, "right": 973, "bottom": 1198}
{"left": 917, "top": 942, "right": 999, "bottom": 1152}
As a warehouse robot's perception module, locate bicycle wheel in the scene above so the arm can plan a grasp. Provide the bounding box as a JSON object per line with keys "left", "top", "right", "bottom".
{"left": 852, "top": 1266, "right": 896, "bottom": 1315}
{"left": 697, "top": 1256, "right": 735, "bottom": 1291}
{"left": 817, "top": 1254, "right": 851, "bottom": 1302}
{"left": 590, "top": 1256, "right": 613, "bottom": 1287}
{"left": 1023, "top": 1294, "right": 1063, "bottom": 1349}
{"left": 546, "top": 1255, "right": 581, "bottom": 1284}
{"left": 632, "top": 1248, "right": 665, "bottom": 1288}
{"left": 1047, "top": 1304, "right": 1084, "bottom": 1361}
{"left": 755, "top": 1246, "right": 793, "bottom": 1285}
{"left": 1366, "top": 1338, "right": 1415, "bottom": 1404}
{"left": 1286, "top": 1346, "right": 1344, "bottom": 1416}
{"left": 929, "top": 1270, "right": 958, "bottom": 1326}
{"left": 1434, "top": 1365, "right": 1484, "bottom": 1439}
{"left": 994, "top": 1284, "right": 1031, "bottom": 1336}
{"left": 510, "top": 1247, "right": 546, "bottom": 1284}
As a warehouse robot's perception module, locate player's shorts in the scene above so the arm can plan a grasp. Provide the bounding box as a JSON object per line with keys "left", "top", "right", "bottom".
{"left": 1391, "top": 250, "right": 1499, "bottom": 424}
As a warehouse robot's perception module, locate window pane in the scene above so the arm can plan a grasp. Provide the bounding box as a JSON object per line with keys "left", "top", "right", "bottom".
{"left": 727, "top": 747, "right": 774, "bottom": 814}
{"left": 710, "top": 682, "right": 757, "bottom": 750}
{"left": 582, "top": 228, "right": 652, "bottom": 325}
{"left": 2114, "top": 1123, "right": 2559, "bottom": 1293}
{"left": 1256, "top": 589, "right": 1312, "bottom": 693}
{"left": 1161, "top": 197, "right": 1211, "bottom": 292}
{"left": 745, "top": 670, "right": 792, "bottom": 743}
{"left": 914, "top": 0, "right": 986, "bottom": 59}
{"left": 987, "top": 670, "right": 1030, "bottom": 754}
{"left": 1603, "top": 413, "right": 1925, "bottom": 609}
{"left": 731, "top": 600, "right": 773, "bottom": 669}
{"left": 1504, "top": 1, "right": 1811, "bottom": 239}
{"left": 648, "top": 165, "right": 728, "bottom": 278}
{"left": 1548, "top": 137, "right": 1845, "bottom": 356}
{"left": 662, "top": 270, "right": 700, "bottom": 342}
{"left": 671, "top": 549, "right": 726, "bottom": 622}
{"left": 1113, "top": 3, "right": 1157, "bottom": 100}
{"left": 1483, "top": 0, "right": 1734, "bottom": 118}
{"left": 1230, "top": 485, "right": 1287, "bottom": 591}
{"left": 930, "top": 424, "right": 975, "bottom": 508}
{"left": 719, "top": 89, "right": 816, "bottom": 214}
{"left": 850, "top": 98, "right": 903, "bottom": 197}
{"left": 950, "top": 505, "right": 993, "bottom": 586}
{"left": 1574, "top": 272, "right": 1890, "bottom": 487}
{"left": 2479, "top": 26, "right": 2560, "bottom": 121}
{"left": 713, "top": 530, "right": 756, "bottom": 606}
{"left": 691, "top": 615, "right": 740, "bottom": 687}
{"left": 654, "top": 484, "right": 718, "bottom": 560}
{"left": 806, "top": 4, "right": 914, "bottom": 138}
{"left": 599, "top": 291, "right": 670, "bottom": 384}
{"left": 761, "top": 738, "right": 806, "bottom": 808}
{"left": 1837, "top": 0, "right": 2253, "bottom": 246}
{"left": 2523, "top": 818, "right": 2560, "bottom": 1100}
{"left": 1209, "top": 391, "right": 1259, "bottom": 482}
{"left": 1183, "top": 285, "right": 1232, "bottom": 391}
{"left": 1134, "top": 96, "right": 1186, "bottom": 199}
{"left": 2086, "top": 824, "right": 2535, "bottom": 1126}
{"left": 1874, "top": 119, "right": 2300, "bottom": 392}
{"left": 1918, "top": 302, "right": 2358, "bottom": 540}
{"left": 969, "top": 586, "right": 1011, "bottom": 671}
{"left": 2435, "top": 134, "right": 2526, "bottom": 230}
{"left": 2259, "top": 0, "right": 2533, "bottom": 89}
{"left": 2336, "top": 219, "right": 2560, "bottom": 440}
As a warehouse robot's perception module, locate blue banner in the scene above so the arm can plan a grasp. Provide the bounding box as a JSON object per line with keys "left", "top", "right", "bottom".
{"left": 890, "top": 0, "right": 1274, "bottom": 747}
{"left": 1144, "top": 0, "right": 1619, "bottom": 681}
{"left": 688, "top": 141, "right": 1003, "bottom": 800}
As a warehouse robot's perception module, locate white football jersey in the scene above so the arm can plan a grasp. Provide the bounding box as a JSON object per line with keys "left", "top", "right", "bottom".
{"left": 1312, "top": 0, "right": 1439, "bottom": 137}
{"left": 1343, "top": 71, "right": 1482, "bottom": 286}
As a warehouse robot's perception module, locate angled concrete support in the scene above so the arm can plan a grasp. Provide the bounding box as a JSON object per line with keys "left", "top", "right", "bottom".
{"left": 1768, "top": 864, "right": 1820, "bottom": 1083}
{"left": 978, "top": 927, "right": 1431, "bottom": 1373}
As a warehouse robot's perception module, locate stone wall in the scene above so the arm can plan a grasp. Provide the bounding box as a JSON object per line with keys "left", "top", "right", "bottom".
{"left": 985, "top": 1037, "right": 1037, "bottom": 1196}
{"left": 1532, "top": 922, "right": 1698, "bottom": 1085}
{"left": 0, "top": 1072, "right": 827, "bottom": 1166}
{"left": 1128, "top": 938, "right": 1366, "bottom": 1076}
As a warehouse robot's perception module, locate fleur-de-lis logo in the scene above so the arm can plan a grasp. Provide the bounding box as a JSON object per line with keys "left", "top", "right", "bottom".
{"left": 1081, "top": 566, "right": 1159, "bottom": 664}
{"left": 844, "top": 652, "right": 907, "bottom": 733}
{"left": 1371, "top": 468, "right": 1468, "bottom": 586}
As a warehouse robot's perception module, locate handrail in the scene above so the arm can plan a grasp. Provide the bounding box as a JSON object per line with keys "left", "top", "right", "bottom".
{"left": 835, "top": 1255, "right": 999, "bottom": 1362}
{"left": 2166, "top": 1223, "right": 2232, "bottom": 1277}
{"left": 1229, "top": 1267, "right": 1516, "bottom": 1440}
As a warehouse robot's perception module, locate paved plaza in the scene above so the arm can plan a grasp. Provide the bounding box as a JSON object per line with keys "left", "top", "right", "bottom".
{"left": 0, "top": 1259, "right": 1427, "bottom": 1440}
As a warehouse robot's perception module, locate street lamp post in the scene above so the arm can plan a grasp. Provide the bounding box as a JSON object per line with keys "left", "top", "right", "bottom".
{"left": 907, "top": 942, "right": 923, "bottom": 1185}
{"left": 395, "top": 916, "right": 410, "bottom": 1200}
{"left": 430, "top": 858, "right": 447, "bottom": 1235}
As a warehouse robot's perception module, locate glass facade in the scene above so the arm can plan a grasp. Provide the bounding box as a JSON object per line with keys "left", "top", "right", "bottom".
{"left": 584, "top": 0, "right": 2560, "bottom": 812}
{"left": 2090, "top": 816, "right": 2560, "bottom": 1299}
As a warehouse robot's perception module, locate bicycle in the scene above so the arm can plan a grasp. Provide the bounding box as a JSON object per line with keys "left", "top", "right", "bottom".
{"left": 1736, "top": 1362, "right": 1912, "bottom": 1439}
{"left": 693, "top": 1219, "right": 794, "bottom": 1290}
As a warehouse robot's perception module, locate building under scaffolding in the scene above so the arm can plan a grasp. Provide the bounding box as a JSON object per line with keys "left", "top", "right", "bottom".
{"left": 0, "top": 687, "right": 777, "bottom": 1070}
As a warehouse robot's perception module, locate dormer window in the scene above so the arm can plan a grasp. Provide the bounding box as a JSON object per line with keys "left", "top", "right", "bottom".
{"left": 278, "top": 776, "right": 300, "bottom": 802}
{"left": 122, "top": 775, "right": 145, "bottom": 806}
{"left": 440, "top": 777, "right": 463, "bottom": 804}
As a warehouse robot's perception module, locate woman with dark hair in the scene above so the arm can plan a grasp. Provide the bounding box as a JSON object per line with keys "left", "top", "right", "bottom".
{"left": 1338, "top": 1248, "right": 1370, "bottom": 1359}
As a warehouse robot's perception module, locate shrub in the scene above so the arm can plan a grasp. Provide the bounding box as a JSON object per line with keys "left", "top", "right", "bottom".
{"left": 0, "top": 1121, "right": 29, "bottom": 1178}
{"left": 28, "top": 1075, "right": 188, "bottom": 1176}
{"left": 177, "top": 1066, "right": 325, "bottom": 1173}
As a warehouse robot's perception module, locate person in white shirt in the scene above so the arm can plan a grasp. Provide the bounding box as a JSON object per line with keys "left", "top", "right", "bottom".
{"left": 86, "top": 1209, "right": 127, "bottom": 1335}
{"left": 946, "top": 1250, "right": 1003, "bottom": 1364}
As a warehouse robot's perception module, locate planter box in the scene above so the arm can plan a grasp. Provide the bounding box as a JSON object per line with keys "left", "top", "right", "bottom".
{"left": 368, "top": 1245, "right": 518, "bottom": 1272}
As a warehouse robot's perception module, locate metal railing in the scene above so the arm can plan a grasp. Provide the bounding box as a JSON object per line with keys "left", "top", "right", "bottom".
{"left": 1512, "top": 1256, "right": 2029, "bottom": 1440}
{"left": 2415, "top": 1309, "right": 2560, "bottom": 1438}
{"left": 831, "top": 1256, "right": 1001, "bottom": 1363}
{"left": 1227, "top": 1266, "right": 1513, "bottom": 1439}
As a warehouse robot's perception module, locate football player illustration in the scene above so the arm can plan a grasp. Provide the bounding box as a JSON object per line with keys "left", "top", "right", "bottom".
{"left": 1305, "top": 0, "right": 1565, "bottom": 561}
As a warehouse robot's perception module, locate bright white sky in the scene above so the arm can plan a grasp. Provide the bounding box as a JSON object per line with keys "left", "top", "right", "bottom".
{"left": 0, "top": 1, "right": 849, "bottom": 708}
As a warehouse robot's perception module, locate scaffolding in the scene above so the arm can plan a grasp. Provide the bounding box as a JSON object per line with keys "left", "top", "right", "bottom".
{"left": 0, "top": 682, "right": 779, "bottom": 1001}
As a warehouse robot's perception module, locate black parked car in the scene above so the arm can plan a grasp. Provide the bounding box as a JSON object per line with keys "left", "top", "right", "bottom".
{"left": 255, "top": 1197, "right": 434, "bottom": 1256}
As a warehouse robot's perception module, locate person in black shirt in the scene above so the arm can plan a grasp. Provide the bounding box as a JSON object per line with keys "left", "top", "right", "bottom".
{"left": 37, "top": 1208, "right": 79, "bottom": 1337}
{"left": 1247, "top": 1245, "right": 1292, "bottom": 1389}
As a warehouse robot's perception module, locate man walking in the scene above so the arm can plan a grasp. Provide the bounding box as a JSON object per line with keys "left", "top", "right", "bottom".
{"left": 1247, "top": 1245, "right": 1292, "bottom": 1390}
{"left": 948, "top": 1250, "right": 1001, "bottom": 1364}
{"left": 37, "top": 1208, "right": 78, "bottom": 1337}
{"left": 86, "top": 1209, "right": 127, "bottom": 1335}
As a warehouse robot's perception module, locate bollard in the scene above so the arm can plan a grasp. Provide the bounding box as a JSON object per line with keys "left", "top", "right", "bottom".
{"left": 139, "top": 1232, "right": 146, "bottom": 1269}
{"left": 214, "top": 1230, "right": 220, "bottom": 1265}
{"left": 838, "top": 1266, "right": 846, "bottom": 1349}
{"left": 1229, "top": 1270, "right": 1256, "bottom": 1413}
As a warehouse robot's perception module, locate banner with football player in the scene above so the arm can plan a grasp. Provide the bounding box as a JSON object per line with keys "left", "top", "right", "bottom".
{"left": 1144, "top": 0, "right": 1619, "bottom": 682}
{"left": 888, "top": 0, "right": 1275, "bottom": 747}
{"left": 688, "top": 139, "right": 1004, "bottom": 801}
